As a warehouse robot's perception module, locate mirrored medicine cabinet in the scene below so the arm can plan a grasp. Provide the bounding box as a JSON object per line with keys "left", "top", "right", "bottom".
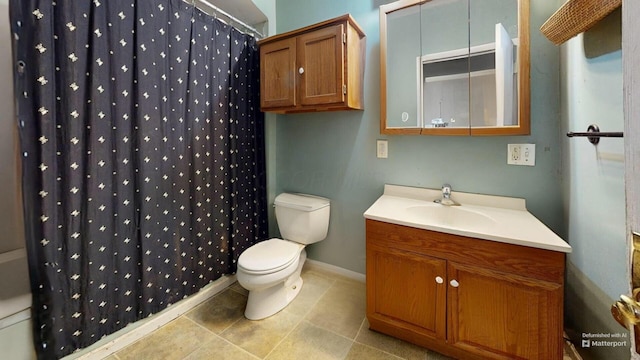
{"left": 380, "top": 0, "right": 530, "bottom": 135}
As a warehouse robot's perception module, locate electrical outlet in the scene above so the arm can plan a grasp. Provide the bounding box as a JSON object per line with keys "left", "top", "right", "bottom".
{"left": 377, "top": 140, "right": 388, "bottom": 159}
{"left": 507, "top": 144, "right": 535, "bottom": 166}
{"left": 508, "top": 144, "right": 521, "bottom": 163}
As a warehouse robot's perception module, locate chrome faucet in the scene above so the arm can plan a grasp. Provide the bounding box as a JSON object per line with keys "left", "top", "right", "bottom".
{"left": 442, "top": 184, "right": 452, "bottom": 200}
{"left": 434, "top": 183, "right": 460, "bottom": 206}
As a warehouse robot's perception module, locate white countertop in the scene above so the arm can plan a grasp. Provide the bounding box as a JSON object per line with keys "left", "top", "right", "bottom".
{"left": 363, "top": 184, "right": 572, "bottom": 253}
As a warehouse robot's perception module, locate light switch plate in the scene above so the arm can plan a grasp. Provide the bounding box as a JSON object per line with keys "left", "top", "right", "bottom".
{"left": 377, "top": 140, "right": 388, "bottom": 159}
{"left": 507, "top": 144, "right": 535, "bottom": 166}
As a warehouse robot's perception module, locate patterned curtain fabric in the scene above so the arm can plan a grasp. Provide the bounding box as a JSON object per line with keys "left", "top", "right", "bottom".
{"left": 10, "top": 0, "right": 267, "bottom": 358}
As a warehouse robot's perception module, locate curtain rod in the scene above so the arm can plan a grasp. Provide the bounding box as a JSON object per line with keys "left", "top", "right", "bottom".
{"left": 186, "top": 0, "right": 265, "bottom": 39}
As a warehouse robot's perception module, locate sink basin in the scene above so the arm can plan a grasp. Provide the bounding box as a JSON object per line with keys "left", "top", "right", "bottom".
{"left": 405, "top": 204, "right": 496, "bottom": 230}
{"left": 363, "top": 185, "right": 572, "bottom": 253}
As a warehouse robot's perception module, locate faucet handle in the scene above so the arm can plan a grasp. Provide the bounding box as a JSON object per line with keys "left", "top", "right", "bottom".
{"left": 442, "top": 184, "right": 452, "bottom": 198}
{"left": 436, "top": 183, "right": 460, "bottom": 206}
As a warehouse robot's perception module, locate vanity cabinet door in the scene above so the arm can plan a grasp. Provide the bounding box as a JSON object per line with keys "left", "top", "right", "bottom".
{"left": 365, "top": 219, "right": 565, "bottom": 359}
{"left": 367, "top": 243, "right": 447, "bottom": 340}
{"left": 447, "top": 262, "right": 564, "bottom": 360}
{"left": 297, "top": 24, "right": 345, "bottom": 106}
{"left": 260, "top": 37, "right": 297, "bottom": 109}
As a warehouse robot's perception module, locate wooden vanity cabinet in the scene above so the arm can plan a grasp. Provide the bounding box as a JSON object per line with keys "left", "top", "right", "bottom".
{"left": 368, "top": 244, "right": 448, "bottom": 340}
{"left": 366, "top": 219, "right": 565, "bottom": 360}
{"left": 258, "top": 15, "right": 366, "bottom": 113}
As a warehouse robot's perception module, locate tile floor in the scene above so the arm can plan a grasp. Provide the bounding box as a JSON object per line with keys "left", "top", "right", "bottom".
{"left": 106, "top": 266, "right": 579, "bottom": 360}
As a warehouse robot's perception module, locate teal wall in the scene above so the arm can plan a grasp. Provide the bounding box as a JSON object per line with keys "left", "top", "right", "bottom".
{"left": 272, "top": 0, "right": 564, "bottom": 274}
{"left": 252, "top": 0, "right": 280, "bottom": 238}
{"left": 559, "top": 8, "right": 629, "bottom": 360}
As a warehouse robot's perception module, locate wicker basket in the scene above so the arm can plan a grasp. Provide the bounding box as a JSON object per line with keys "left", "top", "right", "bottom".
{"left": 540, "top": 0, "right": 621, "bottom": 45}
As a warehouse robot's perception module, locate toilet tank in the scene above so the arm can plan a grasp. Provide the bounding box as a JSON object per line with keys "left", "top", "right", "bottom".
{"left": 275, "top": 193, "right": 330, "bottom": 245}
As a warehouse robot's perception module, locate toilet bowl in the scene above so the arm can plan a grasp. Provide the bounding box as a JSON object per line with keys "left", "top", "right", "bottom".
{"left": 237, "top": 193, "right": 330, "bottom": 320}
{"left": 237, "top": 239, "right": 306, "bottom": 320}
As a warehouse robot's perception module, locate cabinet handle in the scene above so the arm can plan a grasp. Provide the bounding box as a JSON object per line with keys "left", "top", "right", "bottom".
{"left": 435, "top": 276, "right": 444, "bottom": 284}
{"left": 298, "top": 67, "right": 304, "bottom": 74}
{"left": 450, "top": 279, "right": 459, "bottom": 288}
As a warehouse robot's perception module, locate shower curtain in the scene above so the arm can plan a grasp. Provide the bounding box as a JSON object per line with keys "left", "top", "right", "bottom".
{"left": 10, "top": 0, "right": 267, "bottom": 358}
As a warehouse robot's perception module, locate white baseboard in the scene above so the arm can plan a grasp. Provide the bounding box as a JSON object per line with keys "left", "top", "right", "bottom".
{"left": 304, "top": 259, "right": 366, "bottom": 283}
{"left": 70, "top": 275, "right": 236, "bottom": 360}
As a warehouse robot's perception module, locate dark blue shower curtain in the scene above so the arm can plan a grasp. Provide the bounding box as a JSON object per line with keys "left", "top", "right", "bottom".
{"left": 10, "top": 0, "right": 267, "bottom": 358}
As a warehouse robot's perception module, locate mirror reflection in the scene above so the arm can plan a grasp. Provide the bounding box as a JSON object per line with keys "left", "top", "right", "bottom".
{"left": 468, "top": 0, "right": 519, "bottom": 129}
{"left": 420, "top": 0, "right": 469, "bottom": 131}
{"left": 385, "top": 6, "right": 422, "bottom": 130}
{"left": 380, "top": 0, "right": 529, "bottom": 136}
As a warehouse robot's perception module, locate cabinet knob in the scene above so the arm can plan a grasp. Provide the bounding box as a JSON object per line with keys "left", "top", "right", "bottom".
{"left": 450, "top": 279, "right": 459, "bottom": 288}
{"left": 298, "top": 67, "right": 304, "bottom": 74}
{"left": 435, "top": 276, "right": 444, "bottom": 284}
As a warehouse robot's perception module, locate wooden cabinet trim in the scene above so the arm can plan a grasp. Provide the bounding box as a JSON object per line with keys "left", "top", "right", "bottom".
{"left": 257, "top": 14, "right": 365, "bottom": 46}
{"left": 366, "top": 219, "right": 565, "bottom": 283}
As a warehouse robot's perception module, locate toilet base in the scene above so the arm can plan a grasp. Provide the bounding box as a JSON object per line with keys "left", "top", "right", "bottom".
{"left": 244, "top": 250, "right": 306, "bottom": 320}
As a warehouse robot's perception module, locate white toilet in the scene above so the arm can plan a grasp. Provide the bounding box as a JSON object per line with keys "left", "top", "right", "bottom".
{"left": 237, "top": 193, "right": 330, "bottom": 320}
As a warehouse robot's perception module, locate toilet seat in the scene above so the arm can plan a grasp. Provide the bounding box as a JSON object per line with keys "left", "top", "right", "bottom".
{"left": 238, "top": 238, "right": 303, "bottom": 275}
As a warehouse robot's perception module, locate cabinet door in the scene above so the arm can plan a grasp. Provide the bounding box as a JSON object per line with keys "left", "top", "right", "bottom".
{"left": 367, "top": 244, "right": 447, "bottom": 340}
{"left": 297, "top": 24, "right": 345, "bottom": 106}
{"left": 447, "top": 262, "right": 563, "bottom": 360}
{"left": 260, "top": 37, "right": 297, "bottom": 109}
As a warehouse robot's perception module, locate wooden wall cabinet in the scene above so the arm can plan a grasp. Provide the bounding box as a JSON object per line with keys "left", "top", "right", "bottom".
{"left": 259, "top": 15, "right": 366, "bottom": 113}
{"left": 366, "top": 219, "right": 565, "bottom": 360}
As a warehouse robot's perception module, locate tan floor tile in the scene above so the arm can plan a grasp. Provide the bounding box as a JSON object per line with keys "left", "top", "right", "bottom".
{"left": 111, "top": 267, "right": 463, "bottom": 360}
{"left": 301, "top": 266, "right": 334, "bottom": 280}
{"left": 266, "top": 321, "right": 353, "bottom": 360}
{"left": 116, "top": 317, "right": 213, "bottom": 360}
{"left": 425, "top": 350, "right": 455, "bottom": 360}
{"left": 186, "top": 288, "right": 247, "bottom": 334}
{"left": 302, "top": 265, "right": 361, "bottom": 284}
{"left": 355, "top": 318, "right": 433, "bottom": 360}
{"left": 183, "top": 335, "right": 259, "bottom": 360}
{"left": 345, "top": 343, "right": 403, "bottom": 360}
{"left": 221, "top": 309, "right": 302, "bottom": 358}
{"left": 305, "top": 277, "right": 366, "bottom": 339}
{"left": 285, "top": 270, "right": 335, "bottom": 317}
{"left": 563, "top": 340, "right": 582, "bottom": 360}
{"left": 229, "top": 281, "right": 249, "bottom": 296}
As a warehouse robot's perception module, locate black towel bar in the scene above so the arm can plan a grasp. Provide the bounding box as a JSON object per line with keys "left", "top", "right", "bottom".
{"left": 566, "top": 124, "right": 623, "bottom": 145}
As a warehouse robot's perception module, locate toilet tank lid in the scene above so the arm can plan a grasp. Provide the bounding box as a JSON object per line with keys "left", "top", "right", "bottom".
{"left": 275, "top": 193, "right": 330, "bottom": 211}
